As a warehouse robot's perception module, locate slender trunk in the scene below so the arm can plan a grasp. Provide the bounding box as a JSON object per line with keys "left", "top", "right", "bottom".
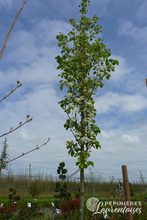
{"left": 79, "top": 60, "right": 86, "bottom": 220}
{"left": 80, "top": 167, "right": 85, "bottom": 220}
{"left": 80, "top": 107, "right": 85, "bottom": 220}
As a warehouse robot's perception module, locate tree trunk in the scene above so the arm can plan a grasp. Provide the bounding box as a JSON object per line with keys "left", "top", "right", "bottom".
{"left": 80, "top": 167, "right": 85, "bottom": 220}
{"left": 80, "top": 80, "right": 86, "bottom": 220}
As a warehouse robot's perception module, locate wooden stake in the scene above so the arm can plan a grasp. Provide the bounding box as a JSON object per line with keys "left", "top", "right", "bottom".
{"left": 145, "top": 78, "right": 147, "bottom": 87}
{"left": 122, "top": 165, "right": 133, "bottom": 220}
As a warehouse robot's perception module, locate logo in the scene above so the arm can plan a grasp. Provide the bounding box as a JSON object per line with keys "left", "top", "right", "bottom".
{"left": 86, "top": 197, "right": 99, "bottom": 213}
{"left": 86, "top": 197, "right": 142, "bottom": 219}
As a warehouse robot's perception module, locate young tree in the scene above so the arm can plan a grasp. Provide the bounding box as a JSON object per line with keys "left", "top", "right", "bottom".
{"left": 55, "top": 162, "right": 71, "bottom": 201}
{"left": 0, "top": 138, "right": 9, "bottom": 175}
{"left": 56, "top": 0, "right": 119, "bottom": 219}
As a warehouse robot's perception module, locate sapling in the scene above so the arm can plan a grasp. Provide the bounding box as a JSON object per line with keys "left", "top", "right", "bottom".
{"left": 55, "top": 162, "right": 71, "bottom": 201}
{"left": 56, "top": 0, "right": 119, "bottom": 218}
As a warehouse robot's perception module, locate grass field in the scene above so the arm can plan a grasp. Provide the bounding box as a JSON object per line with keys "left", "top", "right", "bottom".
{"left": 0, "top": 174, "right": 147, "bottom": 219}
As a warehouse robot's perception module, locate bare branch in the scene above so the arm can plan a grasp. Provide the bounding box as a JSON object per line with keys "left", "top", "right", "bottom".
{"left": 0, "top": 81, "right": 22, "bottom": 103}
{"left": 0, "top": 0, "right": 28, "bottom": 59}
{"left": 67, "top": 168, "right": 80, "bottom": 180}
{"left": 6, "top": 137, "right": 50, "bottom": 164}
{"left": 0, "top": 115, "right": 32, "bottom": 138}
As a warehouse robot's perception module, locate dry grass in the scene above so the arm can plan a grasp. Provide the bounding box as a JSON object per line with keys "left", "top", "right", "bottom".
{"left": 0, "top": 173, "right": 146, "bottom": 198}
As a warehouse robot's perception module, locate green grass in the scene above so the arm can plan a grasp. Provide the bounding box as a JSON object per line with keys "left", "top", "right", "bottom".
{"left": 1, "top": 174, "right": 147, "bottom": 219}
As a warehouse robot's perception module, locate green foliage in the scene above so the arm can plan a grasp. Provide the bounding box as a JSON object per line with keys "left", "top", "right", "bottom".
{"left": 8, "top": 188, "right": 20, "bottom": 203}
{"left": 56, "top": 0, "right": 119, "bottom": 169}
{"left": 55, "top": 162, "right": 71, "bottom": 201}
{"left": 16, "top": 207, "right": 33, "bottom": 220}
{"left": 139, "top": 170, "right": 145, "bottom": 185}
{"left": 0, "top": 138, "right": 9, "bottom": 174}
{"left": 57, "top": 162, "right": 67, "bottom": 180}
{"left": 29, "top": 181, "right": 40, "bottom": 198}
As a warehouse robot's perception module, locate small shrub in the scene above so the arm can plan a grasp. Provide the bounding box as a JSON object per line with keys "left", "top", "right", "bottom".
{"left": 8, "top": 188, "right": 20, "bottom": 204}
{"left": 0, "top": 204, "right": 17, "bottom": 220}
{"left": 29, "top": 181, "right": 40, "bottom": 198}
{"left": 54, "top": 162, "right": 71, "bottom": 204}
{"left": 60, "top": 198, "right": 80, "bottom": 213}
{"left": 16, "top": 207, "right": 33, "bottom": 220}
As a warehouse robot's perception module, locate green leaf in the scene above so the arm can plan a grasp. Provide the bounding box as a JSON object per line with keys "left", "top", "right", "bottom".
{"left": 56, "top": 0, "right": 119, "bottom": 173}
{"left": 87, "top": 161, "right": 94, "bottom": 167}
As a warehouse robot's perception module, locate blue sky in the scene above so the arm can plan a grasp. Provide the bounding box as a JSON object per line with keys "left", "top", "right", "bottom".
{"left": 0, "top": 0, "right": 147, "bottom": 181}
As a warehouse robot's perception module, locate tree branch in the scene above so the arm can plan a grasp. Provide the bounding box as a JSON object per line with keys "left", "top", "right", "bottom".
{"left": 0, "top": 81, "right": 22, "bottom": 103}
{"left": 0, "top": 0, "right": 28, "bottom": 59}
{"left": 6, "top": 137, "right": 50, "bottom": 164}
{"left": 66, "top": 112, "right": 91, "bottom": 153}
{"left": 0, "top": 115, "right": 32, "bottom": 138}
{"left": 67, "top": 168, "right": 80, "bottom": 180}
{"left": 66, "top": 112, "right": 80, "bottom": 145}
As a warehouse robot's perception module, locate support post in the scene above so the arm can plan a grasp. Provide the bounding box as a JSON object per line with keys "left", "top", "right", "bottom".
{"left": 28, "top": 164, "right": 31, "bottom": 190}
{"left": 29, "top": 164, "right": 31, "bottom": 179}
{"left": 122, "top": 165, "right": 133, "bottom": 220}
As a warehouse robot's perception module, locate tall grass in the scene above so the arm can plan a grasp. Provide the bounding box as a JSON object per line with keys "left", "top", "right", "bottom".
{"left": 0, "top": 173, "right": 147, "bottom": 199}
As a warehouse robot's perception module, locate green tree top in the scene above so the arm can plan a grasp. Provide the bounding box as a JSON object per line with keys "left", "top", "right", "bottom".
{"left": 0, "top": 138, "right": 9, "bottom": 174}
{"left": 56, "top": 0, "right": 119, "bottom": 169}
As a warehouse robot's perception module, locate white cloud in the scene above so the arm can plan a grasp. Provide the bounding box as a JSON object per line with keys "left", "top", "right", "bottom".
{"left": 33, "top": 19, "right": 71, "bottom": 45}
{"left": 92, "top": 0, "right": 112, "bottom": 16}
{"left": 122, "top": 134, "right": 140, "bottom": 143}
{"left": 0, "top": 0, "right": 13, "bottom": 8}
{"left": 101, "top": 130, "right": 112, "bottom": 139}
{"left": 105, "top": 56, "right": 144, "bottom": 95}
{"left": 0, "top": 84, "right": 75, "bottom": 174}
{"left": 110, "top": 56, "right": 133, "bottom": 82}
{"left": 137, "top": 1, "right": 147, "bottom": 21}
{"left": 5, "top": 19, "right": 71, "bottom": 63}
{"left": 95, "top": 92, "right": 147, "bottom": 114}
{"left": 89, "top": 125, "right": 146, "bottom": 181}
{"left": 118, "top": 20, "right": 147, "bottom": 44}
{"left": 0, "top": 18, "right": 77, "bottom": 175}
{"left": 19, "top": 128, "right": 35, "bottom": 141}
{"left": 118, "top": 21, "right": 137, "bottom": 37}
{"left": 0, "top": 19, "right": 71, "bottom": 88}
